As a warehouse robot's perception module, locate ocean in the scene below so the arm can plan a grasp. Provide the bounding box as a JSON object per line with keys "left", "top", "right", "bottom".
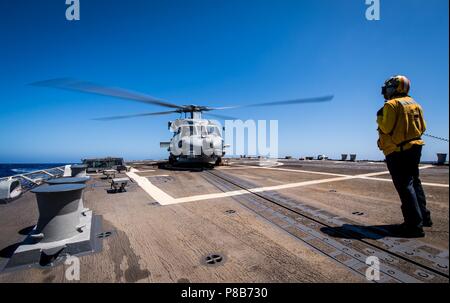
{"left": 0, "top": 163, "right": 67, "bottom": 178}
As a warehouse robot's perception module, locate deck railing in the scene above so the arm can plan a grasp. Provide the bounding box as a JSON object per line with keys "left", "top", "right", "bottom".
{"left": 0, "top": 166, "right": 66, "bottom": 189}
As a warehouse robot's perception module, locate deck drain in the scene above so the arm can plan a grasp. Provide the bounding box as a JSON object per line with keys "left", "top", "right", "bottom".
{"left": 352, "top": 211, "right": 364, "bottom": 216}
{"left": 437, "top": 263, "right": 448, "bottom": 269}
{"left": 96, "top": 231, "right": 113, "bottom": 239}
{"left": 417, "top": 271, "right": 430, "bottom": 278}
{"left": 148, "top": 202, "right": 160, "bottom": 206}
{"left": 225, "top": 210, "right": 236, "bottom": 214}
{"left": 329, "top": 190, "right": 337, "bottom": 193}
{"left": 202, "top": 253, "right": 225, "bottom": 266}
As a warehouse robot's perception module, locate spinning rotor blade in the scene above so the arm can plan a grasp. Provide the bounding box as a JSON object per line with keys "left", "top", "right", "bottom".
{"left": 203, "top": 113, "right": 238, "bottom": 120}
{"left": 207, "top": 95, "right": 334, "bottom": 111}
{"left": 31, "top": 78, "right": 184, "bottom": 109}
{"left": 93, "top": 110, "right": 180, "bottom": 121}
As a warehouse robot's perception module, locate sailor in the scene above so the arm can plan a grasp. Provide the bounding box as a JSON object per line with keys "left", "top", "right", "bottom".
{"left": 376, "top": 75, "right": 432, "bottom": 238}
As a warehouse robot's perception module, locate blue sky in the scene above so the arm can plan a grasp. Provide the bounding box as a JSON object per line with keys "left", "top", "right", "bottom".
{"left": 0, "top": 0, "right": 448, "bottom": 163}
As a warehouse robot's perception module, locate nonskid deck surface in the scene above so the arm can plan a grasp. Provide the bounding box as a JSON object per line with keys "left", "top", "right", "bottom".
{"left": 0, "top": 159, "right": 448, "bottom": 282}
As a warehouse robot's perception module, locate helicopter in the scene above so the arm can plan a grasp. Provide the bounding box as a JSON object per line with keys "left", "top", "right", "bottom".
{"left": 32, "top": 78, "right": 333, "bottom": 166}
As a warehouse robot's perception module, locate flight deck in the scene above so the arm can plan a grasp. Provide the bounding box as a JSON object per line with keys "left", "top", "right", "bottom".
{"left": 0, "top": 159, "right": 448, "bottom": 283}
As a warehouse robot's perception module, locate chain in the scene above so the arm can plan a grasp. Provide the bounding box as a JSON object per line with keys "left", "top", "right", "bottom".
{"left": 424, "top": 133, "right": 449, "bottom": 143}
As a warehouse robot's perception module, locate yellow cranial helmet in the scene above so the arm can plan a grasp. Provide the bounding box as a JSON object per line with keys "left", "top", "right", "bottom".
{"left": 382, "top": 75, "right": 411, "bottom": 99}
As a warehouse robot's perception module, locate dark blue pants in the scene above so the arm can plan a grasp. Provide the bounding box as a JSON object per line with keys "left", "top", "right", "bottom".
{"left": 386, "top": 145, "right": 431, "bottom": 228}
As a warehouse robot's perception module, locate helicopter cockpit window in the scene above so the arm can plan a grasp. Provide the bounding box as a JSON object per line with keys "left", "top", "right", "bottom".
{"left": 200, "top": 126, "right": 208, "bottom": 137}
{"left": 180, "top": 126, "right": 197, "bottom": 136}
{"left": 207, "top": 126, "right": 220, "bottom": 136}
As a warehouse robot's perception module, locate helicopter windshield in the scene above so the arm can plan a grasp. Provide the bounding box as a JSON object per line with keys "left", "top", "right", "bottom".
{"left": 177, "top": 125, "right": 220, "bottom": 137}
{"left": 179, "top": 126, "right": 198, "bottom": 137}
{"left": 206, "top": 126, "right": 220, "bottom": 136}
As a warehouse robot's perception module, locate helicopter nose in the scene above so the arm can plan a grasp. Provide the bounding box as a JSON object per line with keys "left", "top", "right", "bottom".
{"left": 211, "top": 137, "right": 222, "bottom": 149}
{"left": 180, "top": 137, "right": 203, "bottom": 155}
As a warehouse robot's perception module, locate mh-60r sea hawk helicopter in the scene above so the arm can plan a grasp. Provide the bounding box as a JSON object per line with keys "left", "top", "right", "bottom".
{"left": 32, "top": 79, "right": 333, "bottom": 165}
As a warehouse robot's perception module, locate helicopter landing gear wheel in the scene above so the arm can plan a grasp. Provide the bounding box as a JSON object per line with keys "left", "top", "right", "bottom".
{"left": 215, "top": 157, "right": 222, "bottom": 166}
{"left": 168, "top": 155, "right": 176, "bottom": 165}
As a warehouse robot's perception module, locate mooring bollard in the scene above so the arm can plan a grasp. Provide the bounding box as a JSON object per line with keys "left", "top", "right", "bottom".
{"left": 31, "top": 184, "right": 85, "bottom": 243}
{"left": 341, "top": 154, "right": 348, "bottom": 161}
{"left": 46, "top": 177, "right": 91, "bottom": 216}
{"left": 71, "top": 164, "right": 88, "bottom": 177}
{"left": 350, "top": 154, "right": 357, "bottom": 162}
{"left": 437, "top": 153, "right": 447, "bottom": 165}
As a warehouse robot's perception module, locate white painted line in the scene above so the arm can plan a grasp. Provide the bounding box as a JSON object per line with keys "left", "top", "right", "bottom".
{"left": 135, "top": 169, "right": 156, "bottom": 173}
{"left": 220, "top": 164, "right": 436, "bottom": 179}
{"left": 248, "top": 175, "right": 355, "bottom": 193}
{"left": 419, "top": 165, "right": 434, "bottom": 169}
{"left": 126, "top": 168, "right": 176, "bottom": 205}
{"left": 171, "top": 165, "right": 445, "bottom": 204}
{"left": 360, "top": 176, "right": 449, "bottom": 188}
{"left": 169, "top": 189, "right": 249, "bottom": 204}
{"left": 218, "top": 166, "right": 258, "bottom": 170}
{"left": 219, "top": 165, "right": 348, "bottom": 177}
{"left": 128, "top": 164, "right": 446, "bottom": 206}
{"left": 260, "top": 166, "right": 349, "bottom": 177}
{"left": 172, "top": 175, "right": 353, "bottom": 204}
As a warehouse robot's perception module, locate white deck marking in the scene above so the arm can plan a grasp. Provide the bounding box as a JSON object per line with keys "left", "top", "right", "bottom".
{"left": 260, "top": 166, "right": 348, "bottom": 177}
{"left": 173, "top": 175, "right": 354, "bottom": 204}
{"left": 172, "top": 165, "right": 445, "bottom": 204}
{"left": 360, "top": 176, "right": 449, "bottom": 188}
{"left": 129, "top": 164, "right": 446, "bottom": 206}
{"left": 126, "top": 168, "right": 176, "bottom": 205}
{"left": 219, "top": 165, "right": 347, "bottom": 177}
{"left": 171, "top": 190, "right": 249, "bottom": 204}
{"left": 219, "top": 164, "right": 437, "bottom": 179}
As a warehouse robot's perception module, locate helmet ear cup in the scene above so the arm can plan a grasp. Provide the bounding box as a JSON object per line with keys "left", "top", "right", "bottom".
{"left": 395, "top": 76, "right": 410, "bottom": 95}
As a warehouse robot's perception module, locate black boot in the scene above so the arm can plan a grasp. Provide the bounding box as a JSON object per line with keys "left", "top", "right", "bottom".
{"left": 423, "top": 218, "right": 433, "bottom": 228}
{"left": 391, "top": 223, "right": 425, "bottom": 238}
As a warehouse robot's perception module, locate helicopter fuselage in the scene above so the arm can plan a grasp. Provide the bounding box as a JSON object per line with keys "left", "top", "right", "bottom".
{"left": 163, "top": 118, "right": 225, "bottom": 165}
